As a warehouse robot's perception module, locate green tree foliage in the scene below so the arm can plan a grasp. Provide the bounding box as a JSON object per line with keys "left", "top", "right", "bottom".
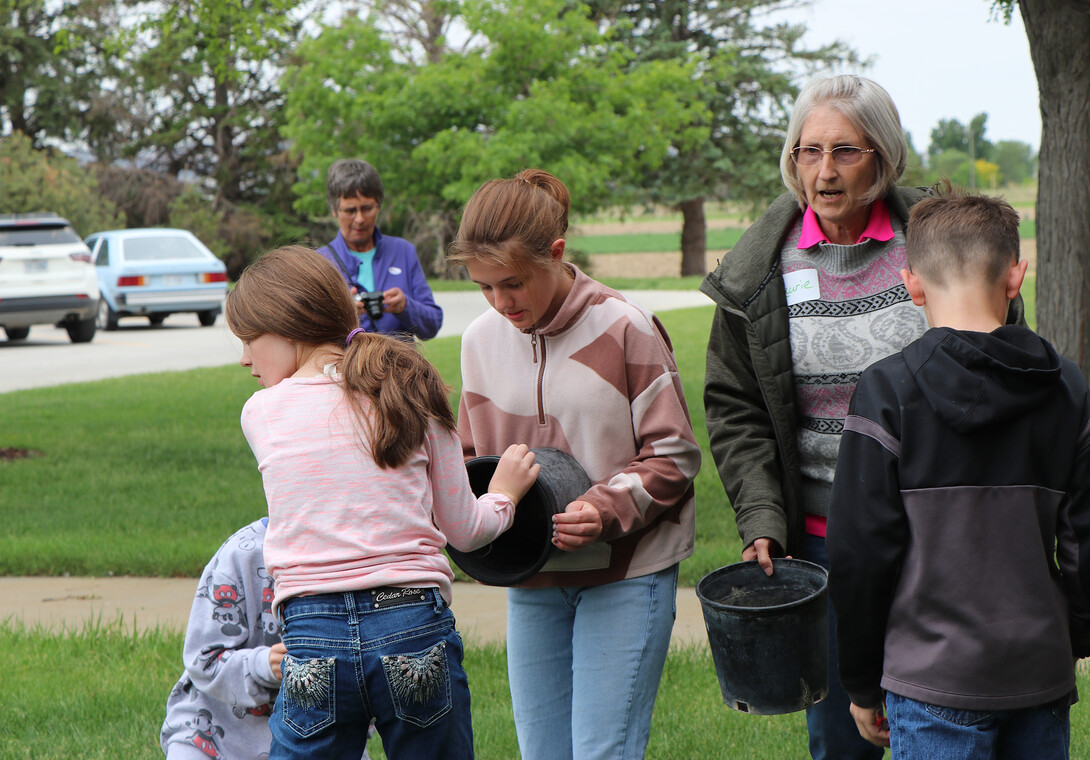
{"left": 927, "top": 118, "right": 969, "bottom": 158}
{"left": 0, "top": 132, "right": 122, "bottom": 234}
{"left": 119, "top": 0, "right": 320, "bottom": 209}
{"left": 283, "top": 0, "right": 707, "bottom": 273}
{"left": 93, "top": 0, "right": 325, "bottom": 271}
{"left": 992, "top": 139, "right": 1037, "bottom": 184}
{"left": 0, "top": 0, "right": 122, "bottom": 150}
{"left": 902, "top": 130, "right": 927, "bottom": 186}
{"left": 927, "top": 114, "right": 993, "bottom": 162}
{"left": 584, "top": 0, "right": 859, "bottom": 275}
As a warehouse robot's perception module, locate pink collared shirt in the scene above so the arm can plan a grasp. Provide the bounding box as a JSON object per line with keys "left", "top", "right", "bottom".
{"left": 797, "top": 198, "right": 894, "bottom": 249}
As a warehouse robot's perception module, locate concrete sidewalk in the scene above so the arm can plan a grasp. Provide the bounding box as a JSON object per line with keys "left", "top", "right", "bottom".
{"left": 0, "top": 576, "right": 712, "bottom": 649}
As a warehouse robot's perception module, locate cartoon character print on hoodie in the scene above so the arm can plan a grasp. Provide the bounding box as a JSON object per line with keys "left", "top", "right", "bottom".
{"left": 161, "top": 519, "right": 285, "bottom": 760}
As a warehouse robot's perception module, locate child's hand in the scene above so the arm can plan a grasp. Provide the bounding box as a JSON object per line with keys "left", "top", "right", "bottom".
{"left": 552, "top": 501, "right": 603, "bottom": 551}
{"left": 488, "top": 444, "right": 540, "bottom": 505}
{"left": 270, "top": 642, "right": 287, "bottom": 681}
{"left": 849, "top": 701, "right": 890, "bottom": 748}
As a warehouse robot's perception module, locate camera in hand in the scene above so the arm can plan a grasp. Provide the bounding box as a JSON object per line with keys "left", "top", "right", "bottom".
{"left": 355, "top": 290, "right": 384, "bottom": 321}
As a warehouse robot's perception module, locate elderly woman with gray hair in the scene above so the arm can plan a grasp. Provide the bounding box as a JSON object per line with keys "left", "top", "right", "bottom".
{"left": 701, "top": 75, "right": 1023, "bottom": 759}
{"left": 316, "top": 158, "right": 443, "bottom": 341}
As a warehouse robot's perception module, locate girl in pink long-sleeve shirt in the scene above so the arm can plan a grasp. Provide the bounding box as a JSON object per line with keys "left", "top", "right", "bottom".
{"left": 225, "top": 245, "right": 539, "bottom": 760}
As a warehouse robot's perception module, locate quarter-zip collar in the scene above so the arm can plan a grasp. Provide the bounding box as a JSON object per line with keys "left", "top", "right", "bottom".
{"left": 523, "top": 264, "right": 601, "bottom": 338}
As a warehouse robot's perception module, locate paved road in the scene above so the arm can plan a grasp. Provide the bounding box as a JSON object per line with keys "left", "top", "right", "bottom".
{"left": 0, "top": 289, "right": 711, "bottom": 395}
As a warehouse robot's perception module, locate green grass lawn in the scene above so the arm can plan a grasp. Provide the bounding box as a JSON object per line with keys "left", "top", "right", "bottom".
{"left": 0, "top": 305, "right": 737, "bottom": 584}
{"left": 4, "top": 621, "right": 1089, "bottom": 760}
{"left": 0, "top": 621, "right": 816, "bottom": 760}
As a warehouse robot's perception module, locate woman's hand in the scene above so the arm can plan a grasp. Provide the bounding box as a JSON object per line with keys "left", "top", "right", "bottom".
{"left": 552, "top": 501, "right": 603, "bottom": 551}
{"left": 488, "top": 444, "right": 540, "bottom": 505}
{"left": 382, "top": 286, "right": 407, "bottom": 315}
{"left": 742, "top": 537, "right": 790, "bottom": 576}
{"left": 269, "top": 642, "right": 287, "bottom": 681}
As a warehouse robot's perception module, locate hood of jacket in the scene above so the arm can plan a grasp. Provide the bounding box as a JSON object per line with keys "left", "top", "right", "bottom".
{"left": 902, "top": 325, "right": 1062, "bottom": 433}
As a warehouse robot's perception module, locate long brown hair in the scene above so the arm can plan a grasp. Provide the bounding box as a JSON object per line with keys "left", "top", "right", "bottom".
{"left": 447, "top": 168, "right": 570, "bottom": 282}
{"left": 226, "top": 245, "right": 454, "bottom": 468}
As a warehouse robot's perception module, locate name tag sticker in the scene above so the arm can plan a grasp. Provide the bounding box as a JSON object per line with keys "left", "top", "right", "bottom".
{"left": 783, "top": 268, "right": 820, "bottom": 305}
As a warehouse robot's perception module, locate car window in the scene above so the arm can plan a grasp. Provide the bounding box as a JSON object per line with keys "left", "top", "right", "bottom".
{"left": 0, "top": 225, "right": 82, "bottom": 246}
{"left": 121, "top": 236, "right": 207, "bottom": 262}
{"left": 94, "top": 238, "right": 111, "bottom": 267}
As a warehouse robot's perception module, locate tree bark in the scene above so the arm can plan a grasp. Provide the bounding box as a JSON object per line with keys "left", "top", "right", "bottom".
{"left": 1020, "top": 0, "right": 1090, "bottom": 374}
{"left": 679, "top": 197, "right": 707, "bottom": 276}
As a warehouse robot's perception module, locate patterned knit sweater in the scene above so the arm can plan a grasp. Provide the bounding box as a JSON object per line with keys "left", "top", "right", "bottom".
{"left": 457, "top": 265, "right": 700, "bottom": 587}
{"left": 780, "top": 215, "right": 928, "bottom": 518}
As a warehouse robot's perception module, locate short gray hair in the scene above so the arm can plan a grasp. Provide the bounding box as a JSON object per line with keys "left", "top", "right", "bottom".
{"left": 780, "top": 75, "right": 907, "bottom": 209}
{"left": 326, "top": 159, "right": 385, "bottom": 215}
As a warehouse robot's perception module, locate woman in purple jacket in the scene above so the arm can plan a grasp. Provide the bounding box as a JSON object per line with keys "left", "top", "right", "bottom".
{"left": 317, "top": 159, "right": 443, "bottom": 341}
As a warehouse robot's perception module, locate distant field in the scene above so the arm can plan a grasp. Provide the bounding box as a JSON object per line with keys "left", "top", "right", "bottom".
{"left": 569, "top": 228, "right": 746, "bottom": 255}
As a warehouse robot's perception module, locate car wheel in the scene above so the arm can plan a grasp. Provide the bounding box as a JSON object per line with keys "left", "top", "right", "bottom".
{"left": 97, "top": 299, "right": 119, "bottom": 331}
{"left": 148, "top": 314, "right": 167, "bottom": 326}
{"left": 66, "top": 317, "right": 96, "bottom": 343}
{"left": 4, "top": 326, "right": 30, "bottom": 341}
{"left": 197, "top": 309, "right": 218, "bottom": 327}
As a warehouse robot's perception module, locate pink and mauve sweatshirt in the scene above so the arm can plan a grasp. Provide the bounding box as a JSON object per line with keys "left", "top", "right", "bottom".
{"left": 241, "top": 374, "right": 513, "bottom": 612}
{"left": 457, "top": 265, "right": 700, "bottom": 588}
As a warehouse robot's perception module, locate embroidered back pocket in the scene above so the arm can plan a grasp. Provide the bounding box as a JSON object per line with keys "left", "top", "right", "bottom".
{"left": 381, "top": 641, "right": 452, "bottom": 727}
{"left": 281, "top": 655, "right": 337, "bottom": 737}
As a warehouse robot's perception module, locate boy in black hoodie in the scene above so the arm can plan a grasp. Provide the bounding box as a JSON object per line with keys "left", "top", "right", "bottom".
{"left": 827, "top": 191, "right": 1090, "bottom": 758}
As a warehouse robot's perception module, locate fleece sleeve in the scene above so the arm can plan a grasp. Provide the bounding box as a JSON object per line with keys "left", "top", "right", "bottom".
{"left": 392, "top": 244, "right": 443, "bottom": 340}
{"left": 582, "top": 314, "right": 700, "bottom": 541}
{"left": 1057, "top": 408, "right": 1090, "bottom": 657}
{"left": 826, "top": 387, "right": 908, "bottom": 710}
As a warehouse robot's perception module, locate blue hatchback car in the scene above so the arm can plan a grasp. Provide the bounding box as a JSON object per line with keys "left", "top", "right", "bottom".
{"left": 85, "top": 228, "right": 228, "bottom": 330}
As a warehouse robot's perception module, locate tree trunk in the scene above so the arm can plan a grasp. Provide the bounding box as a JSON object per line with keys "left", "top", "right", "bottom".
{"left": 212, "top": 78, "right": 241, "bottom": 209}
{"left": 1020, "top": 0, "right": 1090, "bottom": 374}
{"left": 679, "top": 197, "right": 707, "bottom": 276}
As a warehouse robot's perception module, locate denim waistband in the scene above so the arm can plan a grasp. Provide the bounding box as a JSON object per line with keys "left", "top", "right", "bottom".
{"left": 284, "top": 586, "right": 445, "bottom": 616}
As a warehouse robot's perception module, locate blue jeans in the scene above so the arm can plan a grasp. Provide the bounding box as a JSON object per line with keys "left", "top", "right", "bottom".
{"left": 506, "top": 565, "right": 678, "bottom": 760}
{"left": 886, "top": 691, "right": 1070, "bottom": 759}
{"left": 269, "top": 588, "right": 473, "bottom": 760}
{"left": 805, "top": 534, "right": 885, "bottom": 760}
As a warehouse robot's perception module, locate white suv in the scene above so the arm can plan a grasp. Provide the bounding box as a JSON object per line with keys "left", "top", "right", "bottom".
{"left": 0, "top": 213, "right": 99, "bottom": 343}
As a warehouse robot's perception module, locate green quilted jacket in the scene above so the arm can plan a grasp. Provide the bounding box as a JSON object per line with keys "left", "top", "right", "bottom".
{"left": 699, "top": 188, "right": 1025, "bottom": 557}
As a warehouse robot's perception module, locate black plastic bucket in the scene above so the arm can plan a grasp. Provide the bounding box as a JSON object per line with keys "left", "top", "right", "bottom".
{"left": 695, "top": 559, "right": 829, "bottom": 715}
{"left": 447, "top": 448, "right": 591, "bottom": 586}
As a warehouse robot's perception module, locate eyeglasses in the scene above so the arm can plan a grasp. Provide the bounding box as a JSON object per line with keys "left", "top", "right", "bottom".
{"left": 338, "top": 203, "right": 379, "bottom": 218}
{"left": 790, "top": 145, "right": 875, "bottom": 166}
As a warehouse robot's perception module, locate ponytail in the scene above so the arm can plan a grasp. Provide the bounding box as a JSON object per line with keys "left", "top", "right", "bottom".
{"left": 340, "top": 332, "right": 455, "bottom": 469}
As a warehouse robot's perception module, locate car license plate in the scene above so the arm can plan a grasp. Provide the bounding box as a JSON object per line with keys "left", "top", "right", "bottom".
{"left": 24, "top": 259, "right": 47, "bottom": 273}
{"left": 161, "top": 274, "right": 188, "bottom": 286}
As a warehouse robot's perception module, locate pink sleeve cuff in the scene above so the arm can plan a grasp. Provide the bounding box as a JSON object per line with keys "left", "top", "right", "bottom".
{"left": 479, "top": 493, "right": 515, "bottom": 512}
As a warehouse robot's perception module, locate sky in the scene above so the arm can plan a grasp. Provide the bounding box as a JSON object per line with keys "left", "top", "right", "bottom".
{"left": 774, "top": 0, "right": 1041, "bottom": 155}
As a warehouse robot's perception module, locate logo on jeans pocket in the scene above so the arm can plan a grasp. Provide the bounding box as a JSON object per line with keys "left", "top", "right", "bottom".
{"left": 283, "top": 655, "right": 334, "bottom": 710}
{"left": 383, "top": 642, "right": 445, "bottom": 703}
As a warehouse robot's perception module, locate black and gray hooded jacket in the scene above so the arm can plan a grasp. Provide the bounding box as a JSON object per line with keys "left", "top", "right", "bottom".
{"left": 828, "top": 324, "right": 1090, "bottom": 711}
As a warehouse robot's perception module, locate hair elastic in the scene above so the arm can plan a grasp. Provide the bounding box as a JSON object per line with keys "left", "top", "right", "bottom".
{"left": 346, "top": 327, "right": 365, "bottom": 346}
